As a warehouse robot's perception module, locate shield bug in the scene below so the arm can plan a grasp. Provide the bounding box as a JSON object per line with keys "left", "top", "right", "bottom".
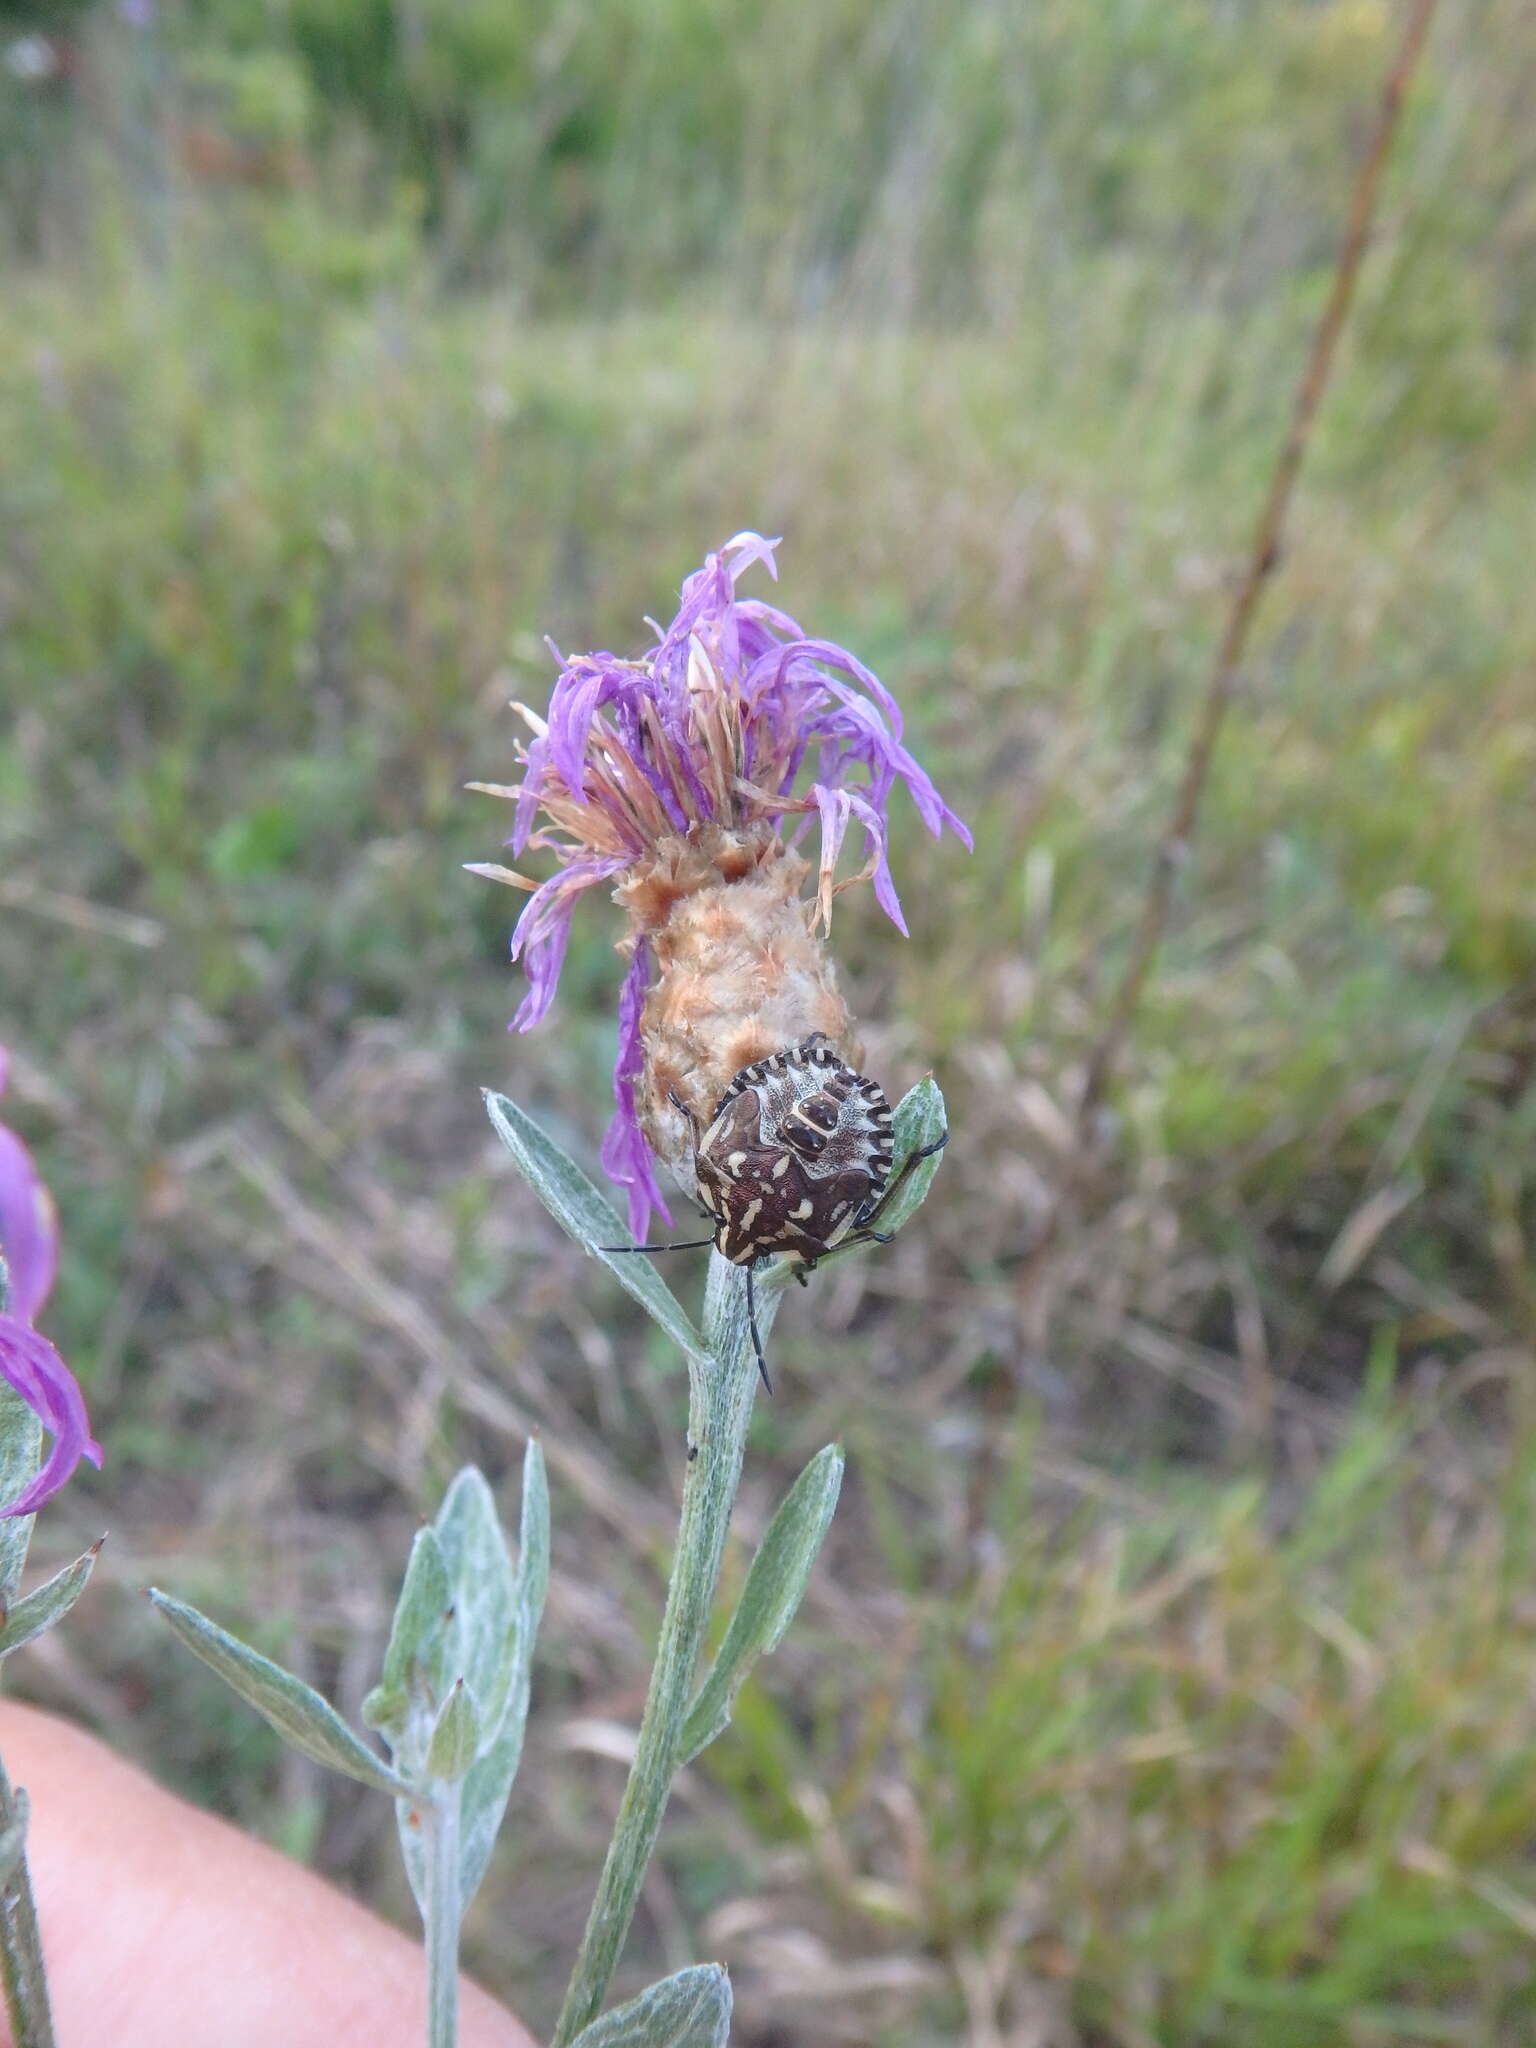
{"left": 604, "top": 1034, "right": 947, "bottom": 1392}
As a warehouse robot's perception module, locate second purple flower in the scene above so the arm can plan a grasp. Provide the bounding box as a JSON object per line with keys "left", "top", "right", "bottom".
{"left": 0, "top": 1047, "right": 101, "bottom": 1518}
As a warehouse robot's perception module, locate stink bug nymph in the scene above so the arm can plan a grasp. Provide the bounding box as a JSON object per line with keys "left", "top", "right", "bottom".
{"left": 602, "top": 1034, "right": 947, "bottom": 1393}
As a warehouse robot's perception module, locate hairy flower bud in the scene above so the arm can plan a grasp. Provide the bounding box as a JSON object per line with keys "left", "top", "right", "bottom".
{"left": 616, "top": 825, "right": 862, "bottom": 1191}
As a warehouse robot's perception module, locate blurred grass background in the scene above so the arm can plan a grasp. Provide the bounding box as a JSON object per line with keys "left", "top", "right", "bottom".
{"left": 3, "top": 0, "right": 1536, "bottom": 2040}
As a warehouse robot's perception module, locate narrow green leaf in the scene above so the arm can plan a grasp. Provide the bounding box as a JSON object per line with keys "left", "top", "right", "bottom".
{"left": 484, "top": 1091, "right": 707, "bottom": 1367}
{"left": 457, "top": 1440, "right": 550, "bottom": 1905}
{"left": 0, "top": 1385, "right": 42, "bottom": 1604}
{"left": 363, "top": 1524, "right": 452, "bottom": 1740}
{"left": 570, "top": 1964, "right": 732, "bottom": 2048}
{"left": 149, "top": 1590, "right": 411, "bottom": 1797}
{"left": 426, "top": 1680, "right": 482, "bottom": 1782}
{"left": 679, "top": 1444, "right": 843, "bottom": 1765}
{"left": 0, "top": 1541, "right": 101, "bottom": 1660}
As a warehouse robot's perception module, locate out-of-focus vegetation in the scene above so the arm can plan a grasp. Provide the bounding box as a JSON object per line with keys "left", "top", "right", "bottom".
{"left": 2, "top": 0, "right": 1535, "bottom": 2040}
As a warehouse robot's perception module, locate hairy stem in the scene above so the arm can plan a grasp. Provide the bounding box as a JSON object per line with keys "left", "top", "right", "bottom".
{"left": 1077, "top": 0, "right": 1443, "bottom": 1127}
{"left": 0, "top": 1759, "right": 53, "bottom": 2048}
{"left": 552, "top": 1253, "right": 778, "bottom": 2045}
{"left": 424, "top": 1788, "right": 462, "bottom": 2048}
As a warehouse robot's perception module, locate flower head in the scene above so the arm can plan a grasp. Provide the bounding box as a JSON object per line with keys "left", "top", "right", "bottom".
{"left": 0, "top": 1047, "right": 101, "bottom": 1517}
{"left": 472, "top": 534, "right": 969, "bottom": 1238}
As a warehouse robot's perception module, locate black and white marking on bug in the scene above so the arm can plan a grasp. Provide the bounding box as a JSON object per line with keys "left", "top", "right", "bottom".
{"left": 602, "top": 1033, "right": 947, "bottom": 1395}
{"left": 688, "top": 1034, "right": 895, "bottom": 1267}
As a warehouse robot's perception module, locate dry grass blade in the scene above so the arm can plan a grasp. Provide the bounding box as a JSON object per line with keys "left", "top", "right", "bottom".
{"left": 1077, "top": 0, "right": 1445, "bottom": 1127}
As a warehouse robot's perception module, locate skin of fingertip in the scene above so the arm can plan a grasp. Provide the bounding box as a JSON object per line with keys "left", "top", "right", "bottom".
{"left": 0, "top": 1703, "right": 539, "bottom": 2048}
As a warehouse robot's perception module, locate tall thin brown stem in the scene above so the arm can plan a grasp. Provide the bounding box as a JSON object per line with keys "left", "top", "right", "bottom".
{"left": 1077, "top": 0, "right": 1442, "bottom": 1130}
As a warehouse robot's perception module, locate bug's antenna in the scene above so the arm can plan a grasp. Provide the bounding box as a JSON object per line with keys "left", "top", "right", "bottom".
{"left": 746, "top": 1261, "right": 773, "bottom": 1396}
{"left": 598, "top": 1236, "right": 717, "bottom": 1255}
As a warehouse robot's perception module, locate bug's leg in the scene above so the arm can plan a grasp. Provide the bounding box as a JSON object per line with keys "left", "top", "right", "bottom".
{"left": 859, "top": 1127, "right": 950, "bottom": 1234}
{"left": 837, "top": 1228, "right": 894, "bottom": 1253}
{"left": 668, "top": 1086, "right": 703, "bottom": 1149}
{"left": 597, "top": 1235, "right": 718, "bottom": 1255}
{"left": 745, "top": 1260, "right": 773, "bottom": 1396}
{"left": 665, "top": 1085, "right": 716, "bottom": 1212}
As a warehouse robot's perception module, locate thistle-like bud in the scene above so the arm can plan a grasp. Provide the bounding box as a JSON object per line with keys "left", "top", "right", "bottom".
{"left": 470, "top": 534, "right": 969, "bottom": 1236}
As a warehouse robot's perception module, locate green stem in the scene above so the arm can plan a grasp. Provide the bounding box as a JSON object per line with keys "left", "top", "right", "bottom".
{"left": 0, "top": 1758, "right": 54, "bottom": 2048}
{"left": 0, "top": 1276, "right": 55, "bottom": 2048}
{"left": 552, "top": 1253, "right": 779, "bottom": 2046}
{"left": 424, "top": 1787, "right": 462, "bottom": 2048}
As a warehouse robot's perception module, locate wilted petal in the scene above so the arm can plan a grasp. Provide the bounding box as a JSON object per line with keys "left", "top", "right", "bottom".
{"left": 0, "top": 1126, "right": 58, "bottom": 1325}
{"left": 0, "top": 1054, "right": 58, "bottom": 1325}
{"left": 810, "top": 784, "right": 905, "bottom": 936}
{"left": 720, "top": 531, "right": 781, "bottom": 583}
{"left": 600, "top": 945, "right": 674, "bottom": 1242}
{"left": 779, "top": 634, "right": 906, "bottom": 736}
{"left": 509, "top": 858, "right": 626, "bottom": 1032}
{"left": 511, "top": 732, "right": 550, "bottom": 855}
{"left": 0, "top": 1315, "right": 102, "bottom": 1518}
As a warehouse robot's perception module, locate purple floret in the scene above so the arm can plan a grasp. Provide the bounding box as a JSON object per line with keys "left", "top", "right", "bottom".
{"left": 0, "top": 1318, "right": 102, "bottom": 1518}
{"left": 0, "top": 1122, "right": 56, "bottom": 1327}
{"left": 0, "top": 1047, "right": 99, "bottom": 1516}
{"left": 599, "top": 944, "right": 675, "bottom": 1240}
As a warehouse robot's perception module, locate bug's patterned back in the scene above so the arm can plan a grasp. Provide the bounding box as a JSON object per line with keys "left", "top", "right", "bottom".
{"left": 694, "top": 1039, "right": 894, "bottom": 1265}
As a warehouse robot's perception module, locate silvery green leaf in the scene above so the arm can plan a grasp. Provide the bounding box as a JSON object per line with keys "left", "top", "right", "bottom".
{"left": 435, "top": 1467, "right": 516, "bottom": 1709}
{"left": 0, "top": 1540, "right": 101, "bottom": 1660}
{"left": 0, "top": 1385, "right": 42, "bottom": 1604}
{"left": 393, "top": 1468, "right": 519, "bottom": 1914}
{"left": 484, "top": 1091, "right": 707, "bottom": 1367}
{"left": 570, "top": 1964, "right": 732, "bottom": 2048}
{"left": 149, "top": 1590, "right": 411, "bottom": 1797}
{"left": 426, "top": 1679, "right": 481, "bottom": 1782}
{"left": 363, "top": 1524, "right": 452, "bottom": 1742}
{"left": 456, "top": 1440, "right": 549, "bottom": 1905}
{"left": 679, "top": 1445, "right": 843, "bottom": 1765}
{"left": 0, "top": 1787, "right": 28, "bottom": 1882}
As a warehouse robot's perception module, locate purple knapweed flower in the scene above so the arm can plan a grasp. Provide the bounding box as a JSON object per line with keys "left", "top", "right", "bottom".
{"left": 471, "top": 533, "right": 969, "bottom": 1238}
{"left": 0, "top": 1047, "right": 101, "bottom": 1517}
